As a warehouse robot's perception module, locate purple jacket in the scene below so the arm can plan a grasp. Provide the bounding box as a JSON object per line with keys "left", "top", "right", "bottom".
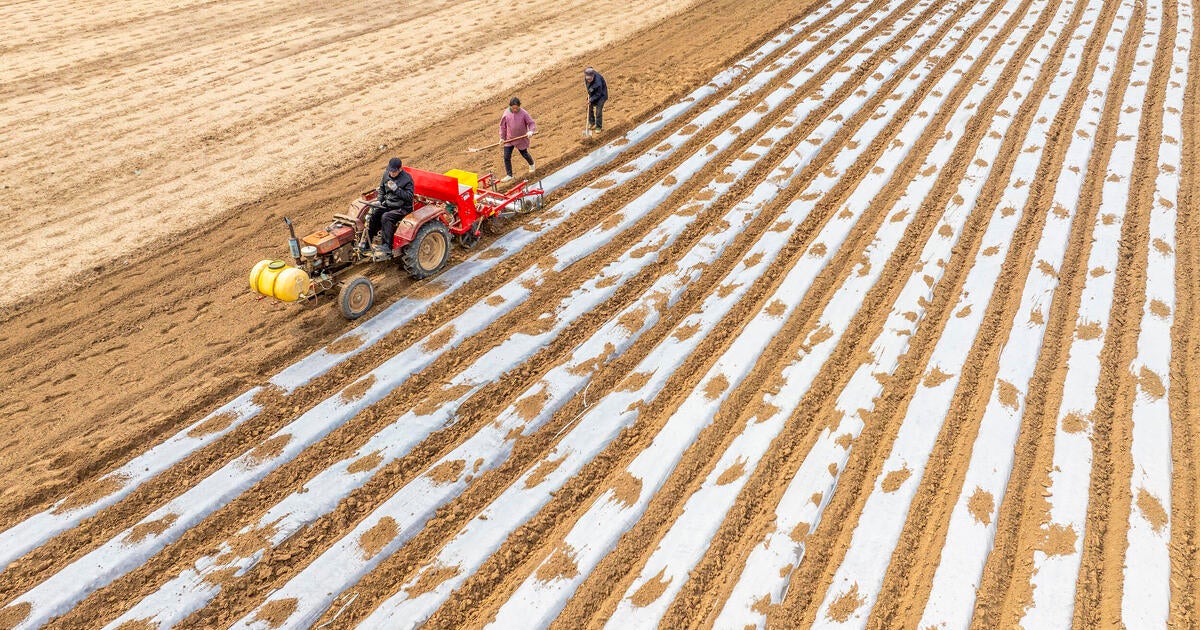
{"left": 499, "top": 108, "right": 536, "bottom": 150}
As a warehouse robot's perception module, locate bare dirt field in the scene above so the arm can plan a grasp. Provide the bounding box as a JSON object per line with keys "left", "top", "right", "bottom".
{"left": 1, "top": 0, "right": 1198, "bottom": 627}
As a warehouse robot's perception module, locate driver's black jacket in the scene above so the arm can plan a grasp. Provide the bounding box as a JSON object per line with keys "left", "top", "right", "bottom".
{"left": 377, "top": 169, "right": 414, "bottom": 212}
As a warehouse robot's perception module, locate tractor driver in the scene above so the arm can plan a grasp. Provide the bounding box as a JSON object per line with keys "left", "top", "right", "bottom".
{"left": 368, "top": 156, "right": 415, "bottom": 255}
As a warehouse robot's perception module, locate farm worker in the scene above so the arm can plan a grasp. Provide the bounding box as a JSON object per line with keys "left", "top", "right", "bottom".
{"left": 584, "top": 66, "right": 608, "bottom": 133}
{"left": 369, "top": 156, "right": 414, "bottom": 254}
{"left": 499, "top": 96, "right": 536, "bottom": 183}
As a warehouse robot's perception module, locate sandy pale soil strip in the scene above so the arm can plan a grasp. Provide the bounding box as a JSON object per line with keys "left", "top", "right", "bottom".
{"left": 603, "top": 0, "right": 1044, "bottom": 623}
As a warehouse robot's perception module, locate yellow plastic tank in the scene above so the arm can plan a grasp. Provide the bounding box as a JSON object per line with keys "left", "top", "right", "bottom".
{"left": 249, "top": 259, "right": 310, "bottom": 302}
{"left": 444, "top": 168, "right": 479, "bottom": 191}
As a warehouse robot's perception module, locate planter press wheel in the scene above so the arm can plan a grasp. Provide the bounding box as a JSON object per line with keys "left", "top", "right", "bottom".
{"left": 402, "top": 220, "right": 452, "bottom": 279}
{"left": 338, "top": 276, "right": 375, "bottom": 320}
{"left": 457, "top": 221, "right": 481, "bottom": 249}
{"left": 457, "top": 232, "right": 479, "bottom": 248}
{"left": 519, "top": 194, "right": 543, "bottom": 213}
{"left": 483, "top": 212, "right": 510, "bottom": 236}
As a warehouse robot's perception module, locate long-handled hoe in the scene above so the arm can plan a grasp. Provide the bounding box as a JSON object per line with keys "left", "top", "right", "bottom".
{"left": 465, "top": 133, "right": 530, "bottom": 153}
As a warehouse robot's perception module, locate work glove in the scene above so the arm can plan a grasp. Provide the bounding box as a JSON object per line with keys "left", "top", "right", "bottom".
{"left": 526, "top": 129, "right": 534, "bottom": 136}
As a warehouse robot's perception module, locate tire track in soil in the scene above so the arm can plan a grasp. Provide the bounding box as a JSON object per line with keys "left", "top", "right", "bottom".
{"left": 0, "top": 0, "right": 811, "bottom": 532}
{"left": 348, "top": 1, "right": 972, "bottom": 626}
{"left": 968, "top": 0, "right": 1144, "bottom": 624}
{"left": 553, "top": 0, "right": 1047, "bottom": 625}
{"left": 0, "top": 10, "right": 815, "bottom": 602}
{"left": 747, "top": 0, "right": 1086, "bottom": 624}
{"left": 1169, "top": 0, "right": 1200, "bottom": 623}
{"left": 35, "top": 0, "right": 907, "bottom": 624}
{"left": 1078, "top": 0, "right": 1174, "bottom": 624}
{"left": 859, "top": 0, "right": 1114, "bottom": 623}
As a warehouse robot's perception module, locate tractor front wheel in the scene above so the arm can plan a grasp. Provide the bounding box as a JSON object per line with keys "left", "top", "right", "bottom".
{"left": 402, "top": 220, "right": 452, "bottom": 279}
{"left": 338, "top": 276, "right": 375, "bottom": 320}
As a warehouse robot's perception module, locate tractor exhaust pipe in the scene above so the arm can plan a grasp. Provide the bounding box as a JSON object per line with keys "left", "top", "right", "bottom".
{"left": 284, "top": 217, "right": 302, "bottom": 264}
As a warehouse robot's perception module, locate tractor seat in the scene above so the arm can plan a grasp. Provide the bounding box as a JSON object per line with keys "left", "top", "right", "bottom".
{"left": 332, "top": 213, "right": 363, "bottom": 229}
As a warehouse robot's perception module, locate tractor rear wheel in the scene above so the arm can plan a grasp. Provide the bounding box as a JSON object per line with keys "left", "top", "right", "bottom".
{"left": 402, "top": 220, "right": 452, "bottom": 279}
{"left": 338, "top": 276, "right": 375, "bottom": 320}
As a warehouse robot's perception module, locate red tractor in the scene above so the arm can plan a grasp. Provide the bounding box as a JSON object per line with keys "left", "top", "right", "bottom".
{"left": 250, "top": 167, "right": 544, "bottom": 319}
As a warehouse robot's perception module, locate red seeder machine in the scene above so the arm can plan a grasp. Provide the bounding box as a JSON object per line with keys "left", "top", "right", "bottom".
{"left": 250, "top": 167, "right": 544, "bottom": 319}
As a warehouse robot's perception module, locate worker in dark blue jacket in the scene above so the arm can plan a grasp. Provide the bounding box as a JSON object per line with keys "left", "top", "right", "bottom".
{"left": 584, "top": 67, "right": 608, "bottom": 134}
